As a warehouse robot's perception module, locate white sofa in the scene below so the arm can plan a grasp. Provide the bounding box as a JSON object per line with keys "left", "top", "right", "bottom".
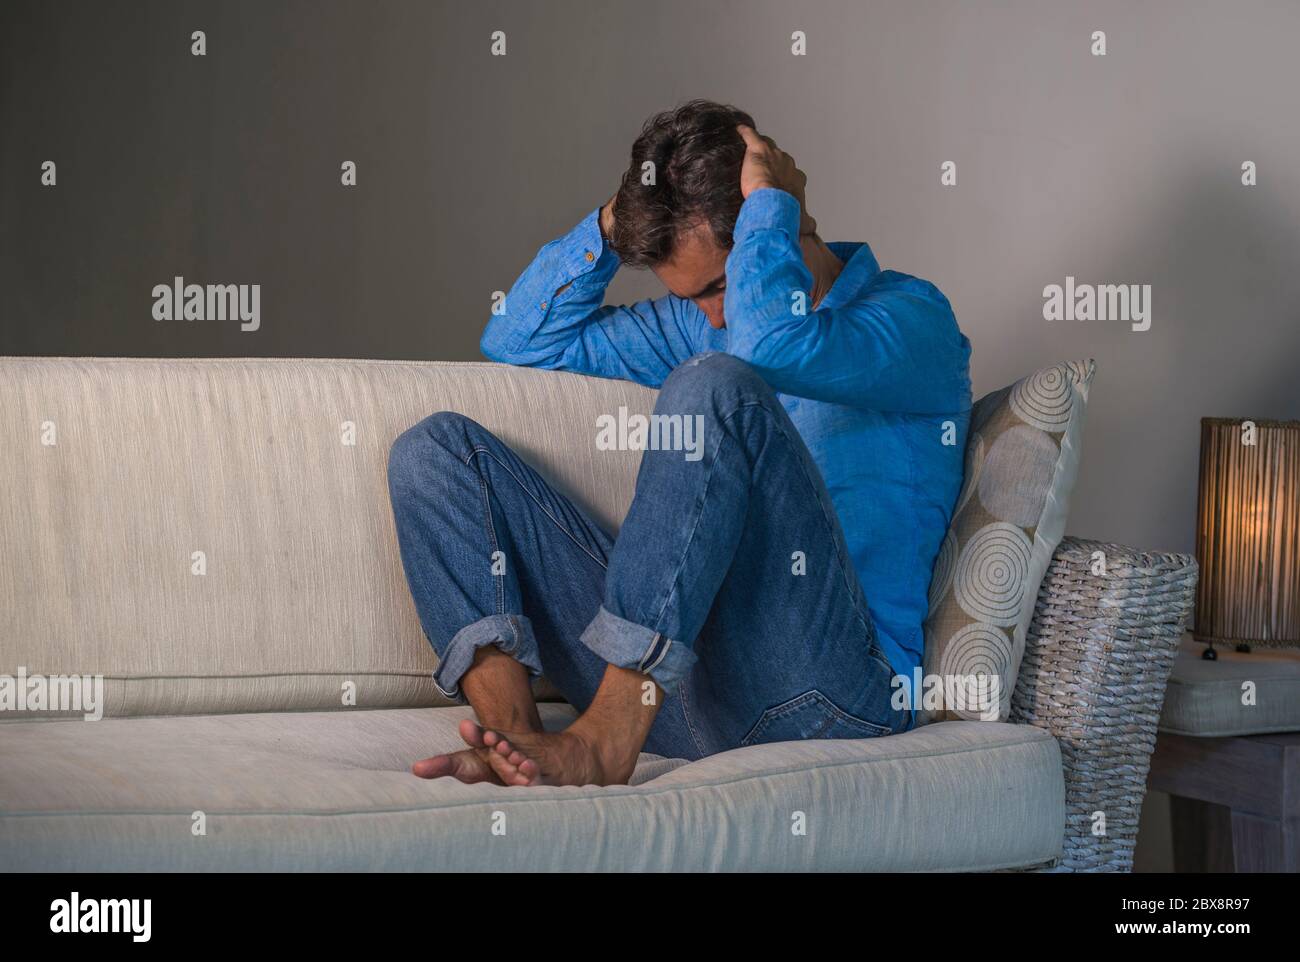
{"left": 0, "top": 357, "right": 1192, "bottom": 871}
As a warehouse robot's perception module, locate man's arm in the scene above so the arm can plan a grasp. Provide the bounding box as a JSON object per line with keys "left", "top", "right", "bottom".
{"left": 723, "top": 128, "right": 970, "bottom": 413}
{"left": 480, "top": 198, "right": 707, "bottom": 389}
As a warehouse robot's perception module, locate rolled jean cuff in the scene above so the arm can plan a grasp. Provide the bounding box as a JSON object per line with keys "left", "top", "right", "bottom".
{"left": 579, "top": 605, "right": 697, "bottom": 691}
{"left": 433, "top": 613, "right": 543, "bottom": 702}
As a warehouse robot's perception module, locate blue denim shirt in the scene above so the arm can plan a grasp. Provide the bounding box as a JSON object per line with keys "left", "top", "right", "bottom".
{"left": 482, "top": 187, "right": 972, "bottom": 689}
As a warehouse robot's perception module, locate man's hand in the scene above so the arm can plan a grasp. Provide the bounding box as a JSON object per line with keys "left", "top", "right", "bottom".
{"left": 599, "top": 191, "right": 617, "bottom": 241}
{"left": 737, "top": 125, "right": 817, "bottom": 236}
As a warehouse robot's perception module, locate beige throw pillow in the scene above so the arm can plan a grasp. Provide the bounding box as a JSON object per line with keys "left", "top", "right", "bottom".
{"left": 918, "top": 360, "right": 1095, "bottom": 723}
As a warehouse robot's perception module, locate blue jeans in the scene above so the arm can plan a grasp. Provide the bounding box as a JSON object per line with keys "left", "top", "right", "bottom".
{"left": 387, "top": 352, "right": 908, "bottom": 762}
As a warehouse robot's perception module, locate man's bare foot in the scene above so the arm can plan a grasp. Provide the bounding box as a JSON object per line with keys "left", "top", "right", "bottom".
{"left": 459, "top": 718, "right": 638, "bottom": 787}
{"left": 411, "top": 745, "right": 504, "bottom": 785}
{"left": 410, "top": 646, "right": 546, "bottom": 784}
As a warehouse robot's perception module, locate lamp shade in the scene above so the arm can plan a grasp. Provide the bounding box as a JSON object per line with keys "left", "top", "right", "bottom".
{"left": 1194, "top": 417, "right": 1300, "bottom": 648}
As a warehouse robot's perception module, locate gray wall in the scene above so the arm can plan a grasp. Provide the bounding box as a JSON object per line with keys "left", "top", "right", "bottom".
{"left": 4, "top": 0, "right": 1298, "bottom": 869}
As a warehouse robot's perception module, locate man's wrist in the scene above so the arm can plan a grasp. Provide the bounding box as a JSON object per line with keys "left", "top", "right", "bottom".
{"left": 734, "top": 187, "right": 802, "bottom": 244}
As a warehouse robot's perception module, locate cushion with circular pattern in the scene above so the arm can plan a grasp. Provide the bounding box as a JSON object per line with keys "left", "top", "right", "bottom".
{"left": 918, "top": 360, "right": 1095, "bottom": 723}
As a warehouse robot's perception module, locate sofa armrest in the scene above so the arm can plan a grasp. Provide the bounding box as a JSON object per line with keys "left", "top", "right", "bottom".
{"left": 1010, "top": 536, "right": 1198, "bottom": 872}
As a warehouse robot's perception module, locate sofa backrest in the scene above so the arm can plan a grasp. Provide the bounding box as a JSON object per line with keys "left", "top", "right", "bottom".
{"left": 0, "top": 357, "right": 654, "bottom": 718}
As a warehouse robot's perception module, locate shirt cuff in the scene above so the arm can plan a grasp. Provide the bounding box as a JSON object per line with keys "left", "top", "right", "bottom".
{"left": 733, "top": 188, "right": 802, "bottom": 245}
{"left": 561, "top": 207, "right": 619, "bottom": 280}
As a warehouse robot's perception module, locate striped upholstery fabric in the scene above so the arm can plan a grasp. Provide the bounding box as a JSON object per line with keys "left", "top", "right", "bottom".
{"left": 0, "top": 357, "right": 652, "bottom": 717}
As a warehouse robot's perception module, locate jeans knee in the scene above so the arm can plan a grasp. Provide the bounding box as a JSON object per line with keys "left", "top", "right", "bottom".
{"left": 658, "top": 352, "right": 773, "bottom": 413}
{"left": 387, "top": 411, "right": 476, "bottom": 494}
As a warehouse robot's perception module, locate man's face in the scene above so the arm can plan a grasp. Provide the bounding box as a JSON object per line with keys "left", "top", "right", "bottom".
{"left": 650, "top": 222, "right": 731, "bottom": 329}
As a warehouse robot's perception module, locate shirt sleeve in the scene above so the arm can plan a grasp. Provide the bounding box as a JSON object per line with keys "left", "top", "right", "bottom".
{"left": 480, "top": 207, "right": 709, "bottom": 389}
{"left": 722, "top": 188, "right": 972, "bottom": 414}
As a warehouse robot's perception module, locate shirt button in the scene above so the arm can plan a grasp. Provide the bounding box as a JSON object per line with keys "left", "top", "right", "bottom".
{"left": 540, "top": 301, "right": 547, "bottom": 309}
{"left": 584, "top": 251, "right": 595, "bottom": 262}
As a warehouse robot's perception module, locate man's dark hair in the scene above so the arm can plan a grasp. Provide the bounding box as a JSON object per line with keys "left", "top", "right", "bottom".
{"left": 610, "top": 99, "right": 756, "bottom": 268}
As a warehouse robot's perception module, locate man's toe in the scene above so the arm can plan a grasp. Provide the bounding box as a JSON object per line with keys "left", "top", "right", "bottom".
{"left": 459, "top": 719, "right": 487, "bottom": 748}
{"left": 412, "top": 755, "right": 452, "bottom": 779}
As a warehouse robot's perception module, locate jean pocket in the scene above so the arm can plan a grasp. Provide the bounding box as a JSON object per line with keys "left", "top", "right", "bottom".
{"left": 740, "top": 689, "right": 892, "bottom": 747}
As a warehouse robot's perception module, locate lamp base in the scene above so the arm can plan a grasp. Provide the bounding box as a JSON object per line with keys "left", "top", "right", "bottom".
{"left": 1192, "top": 633, "right": 1280, "bottom": 659}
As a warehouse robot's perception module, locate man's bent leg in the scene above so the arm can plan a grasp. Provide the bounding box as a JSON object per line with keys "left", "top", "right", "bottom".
{"left": 387, "top": 411, "right": 620, "bottom": 779}
{"left": 450, "top": 350, "right": 902, "bottom": 783}
{"left": 480, "top": 350, "right": 888, "bottom": 782}
{"left": 582, "top": 352, "right": 906, "bottom": 759}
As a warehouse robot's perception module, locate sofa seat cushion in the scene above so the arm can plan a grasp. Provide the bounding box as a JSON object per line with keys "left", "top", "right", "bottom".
{"left": 0, "top": 707, "right": 1063, "bottom": 872}
{"left": 1159, "top": 636, "right": 1300, "bottom": 737}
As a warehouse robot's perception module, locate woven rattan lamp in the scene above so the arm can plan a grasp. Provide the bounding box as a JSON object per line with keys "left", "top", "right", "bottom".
{"left": 1194, "top": 417, "right": 1300, "bottom": 659}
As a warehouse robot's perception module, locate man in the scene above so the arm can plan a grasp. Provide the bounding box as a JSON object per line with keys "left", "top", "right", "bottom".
{"left": 388, "top": 100, "right": 971, "bottom": 787}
